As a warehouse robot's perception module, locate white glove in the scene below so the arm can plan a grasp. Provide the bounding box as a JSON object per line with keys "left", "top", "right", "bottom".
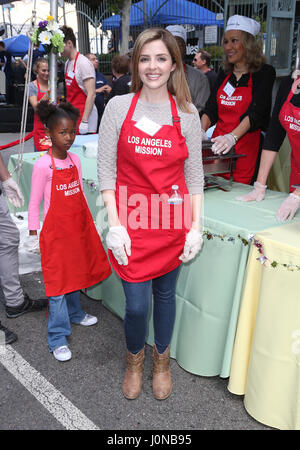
{"left": 106, "top": 225, "right": 131, "bottom": 265}
{"left": 276, "top": 193, "right": 300, "bottom": 222}
{"left": 23, "top": 235, "right": 40, "bottom": 254}
{"left": 179, "top": 228, "right": 203, "bottom": 263}
{"left": 211, "top": 133, "right": 236, "bottom": 155}
{"left": 78, "top": 121, "right": 89, "bottom": 135}
{"left": 236, "top": 181, "right": 267, "bottom": 202}
{"left": 2, "top": 177, "right": 24, "bottom": 208}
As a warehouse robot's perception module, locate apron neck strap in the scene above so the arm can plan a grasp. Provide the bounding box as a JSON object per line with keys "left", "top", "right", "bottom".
{"left": 285, "top": 77, "right": 300, "bottom": 104}
{"left": 168, "top": 92, "right": 181, "bottom": 133}
{"left": 125, "top": 90, "right": 181, "bottom": 132}
{"left": 73, "top": 52, "right": 79, "bottom": 72}
{"left": 125, "top": 90, "right": 141, "bottom": 122}
{"left": 291, "top": 77, "right": 300, "bottom": 94}
{"left": 49, "top": 149, "right": 74, "bottom": 170}
{"left": 66, "top": 52, "right": 79, "bottom": 73}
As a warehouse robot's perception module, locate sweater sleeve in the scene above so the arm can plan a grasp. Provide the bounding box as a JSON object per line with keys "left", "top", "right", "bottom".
{"left": 97, "top": 96, "right": 122, "bottom": 191}
{"left": 182, "top": 105, "right": 204, "bottom": 194}
{"left": 28, "top": 160, "right": 48, "bottom": 230}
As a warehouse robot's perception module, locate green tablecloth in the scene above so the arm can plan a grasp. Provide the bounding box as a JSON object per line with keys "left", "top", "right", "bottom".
{"left": 8, "top": 148, "right": 299, "bottom": 377}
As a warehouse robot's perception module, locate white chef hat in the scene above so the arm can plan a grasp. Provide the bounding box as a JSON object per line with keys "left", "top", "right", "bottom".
{"left": 225, "top": 15, "right": 260, "bottom": 37}
{"left": 166, "top": 25, "right": 187, "bottom": 43}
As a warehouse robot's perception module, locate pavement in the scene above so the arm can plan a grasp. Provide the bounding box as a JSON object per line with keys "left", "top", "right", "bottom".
{"left": 0, "top": 133, "right": 272, "bottom": 432}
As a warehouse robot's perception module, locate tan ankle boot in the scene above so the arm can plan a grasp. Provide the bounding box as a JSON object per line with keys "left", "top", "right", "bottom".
{"left": 122, "top": 347, "right": 145, "bottom": 399}
{"left": 152, "top": 344, "right": 172, "bottom": 400}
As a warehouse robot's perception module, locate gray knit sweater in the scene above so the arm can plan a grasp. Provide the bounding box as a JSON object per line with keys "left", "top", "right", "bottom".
{"left": 97, "top": 93, "right": 204, "bottom": 195}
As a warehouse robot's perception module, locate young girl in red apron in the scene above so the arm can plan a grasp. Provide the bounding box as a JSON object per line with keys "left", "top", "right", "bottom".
{"left": 98, "top": 29, "right": 204, "bottom": 400}
{"left": 28, "top": 101, "right": 111, "bottom": 362}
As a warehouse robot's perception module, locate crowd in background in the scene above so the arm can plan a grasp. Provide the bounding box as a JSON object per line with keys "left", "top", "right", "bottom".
{"left": 0, "top": 35, "right": 218, "bottom": 114}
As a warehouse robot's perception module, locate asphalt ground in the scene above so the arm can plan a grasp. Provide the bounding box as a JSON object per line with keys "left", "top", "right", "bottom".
{"left": 0, "top": 133, "right": 272, "bottom": 433}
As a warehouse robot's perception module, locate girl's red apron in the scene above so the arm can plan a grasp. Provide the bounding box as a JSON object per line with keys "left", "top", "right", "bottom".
{"left": 39, "top": 152, "right": 111, "bottom": 297}
{"left": 110, "top": 91, "right": 191, "bottom": 283}
{"left": 33, "top": 79, "right": 50, "bottom": 151}
{"left": 212, "top": 73, "right": 261, "bottom": 184}
{"left": 65, "top": 52, "right": 87, "bottom": 135}
{"left": 279, "top": 77, "right": 300, "bottom": 192}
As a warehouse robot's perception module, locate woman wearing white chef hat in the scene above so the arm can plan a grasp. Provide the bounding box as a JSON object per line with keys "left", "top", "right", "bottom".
{"left": 201, "top": 15, "right": 276, "bottom": 185}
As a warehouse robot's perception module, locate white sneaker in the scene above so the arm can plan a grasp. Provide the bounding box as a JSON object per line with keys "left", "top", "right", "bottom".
{"left": 53, "top": 345, "right": 72, "bottom": 362}
{"left": 79, "top": 314, "right": 98, "bottom": 326}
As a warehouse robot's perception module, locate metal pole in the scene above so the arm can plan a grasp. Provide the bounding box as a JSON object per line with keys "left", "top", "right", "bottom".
{"left": 62, "top": 1, "right": 66, "bottom": 25}
{"left": 143, "top": 0, "right": 147, "bottom": 25}
{"left": 95, "top": 26, "right": 99, "bottom": 55}
{"left": 49, "top": 0, "right": 58, "bottom": 103}
{"left": 1, "top": 6, "right": 6, "bottom": 37}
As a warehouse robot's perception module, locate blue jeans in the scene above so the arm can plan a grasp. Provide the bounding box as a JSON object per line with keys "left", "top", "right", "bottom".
{"left": 121, "top": 267, "right": 180, "bottom": 354}
{"left": 48, "top": 290, "right": 86, "bottom": 352}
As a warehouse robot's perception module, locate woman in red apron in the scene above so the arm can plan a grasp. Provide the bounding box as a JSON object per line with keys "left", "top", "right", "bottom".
{"left": 237, "top": 63, "right": 300, "bottom": 221}
{"left": 201, "top": 15, "right": 275, "bottom": 184}
{"left": 98, "top": 28, "right": 204, "bottom": 400}
{"left": 27, "top": 101, "right": 111, "bottom": 362}
{"left": 28, "top": 58, "right": 52, "bottom": 152}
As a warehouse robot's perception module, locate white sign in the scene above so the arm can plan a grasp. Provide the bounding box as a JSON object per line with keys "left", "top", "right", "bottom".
{"left": 204, "top": 25, "right": 218, "bottom": 45}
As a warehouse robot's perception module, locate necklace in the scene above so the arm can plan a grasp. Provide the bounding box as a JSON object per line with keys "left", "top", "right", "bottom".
{"left": 233, "top": 64, "right": 248, "bottom": 75}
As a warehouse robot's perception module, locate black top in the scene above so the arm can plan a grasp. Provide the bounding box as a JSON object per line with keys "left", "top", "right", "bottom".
{"left": 204, "top": 69, "right": 218, "bottom": 92}
{"left": 0, "top": 50, "right": 13, "bottom": 77}
{"left": 203, "top": 64, "right": 276, "bottom": 132}
{"left": 95, "top": 71, "right": 110, "bottom": 117}
{"left": 263, "top": 76, "right": 300, "bottom": 152}
{"left": 106, "top": 73, "right": 131, "bottom": 103}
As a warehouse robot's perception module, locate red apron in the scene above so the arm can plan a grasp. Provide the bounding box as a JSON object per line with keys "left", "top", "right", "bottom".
{"left": 110, "top": 91, "right": 191, "bottom": 283}
{"left": 33, "top": 79, "right": 50, "bottom": 151}
{"left": 39, "top": 152, "right": 112, "bottom": 297}
{"left": 212, "top": 73, "right": 261, "bottom": 184}
{"left": 279, "top": 77, "right": 300, "bottom": 192}
{"left": 65, "top": 52, "right": 87, "bottom": 135}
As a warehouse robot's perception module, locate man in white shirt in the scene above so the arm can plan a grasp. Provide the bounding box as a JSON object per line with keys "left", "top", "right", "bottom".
{"left": 60, "top": 26, "right": 97, "bottom": 134}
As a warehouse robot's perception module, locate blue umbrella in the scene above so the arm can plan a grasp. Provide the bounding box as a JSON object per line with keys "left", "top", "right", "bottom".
{"left": 2, "top": 34, "right": 45, "bottom": 57}
{"left": 101, "top": 0, "right": 224, "bottom": 30}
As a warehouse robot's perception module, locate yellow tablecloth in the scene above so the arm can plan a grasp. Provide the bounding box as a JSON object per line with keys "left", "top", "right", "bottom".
{"left": 228, "top": 221, "right": 300, "bottom": 430}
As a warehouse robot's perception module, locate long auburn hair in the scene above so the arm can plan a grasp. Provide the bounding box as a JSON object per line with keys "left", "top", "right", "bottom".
{"left": 131, "top": 28, "right": 192, "bottom": 113}
{"left": 222, "top": 30, "right": 265, "bottom": 74}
